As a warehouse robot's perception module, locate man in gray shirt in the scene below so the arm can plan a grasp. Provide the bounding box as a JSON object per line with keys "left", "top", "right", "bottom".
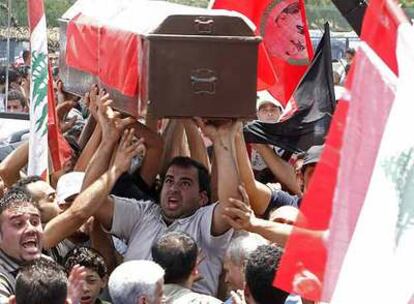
{"left": 83, "top": 110, "right": 242, "bottom": 296}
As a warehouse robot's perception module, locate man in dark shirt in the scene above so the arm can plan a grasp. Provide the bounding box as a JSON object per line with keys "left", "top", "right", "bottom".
{"left": 0, "top": 188, "right": 43, "bottom": 303}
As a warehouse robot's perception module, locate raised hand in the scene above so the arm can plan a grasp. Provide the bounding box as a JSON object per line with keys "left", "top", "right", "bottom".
{"left": 195, "top": 118, "right": 241, "bottom": 142}
{"left": 113, "top": 128, "right": 144, "bottom": 174}
{"left": 56, "top": 99, "right": 78, "bottom": 132}
{"left": 96, "top": 89, "right": 136, "bottom": 144}
{"left": 84, "top": 84, "right": 99, "bottom": 119}
{"left": 67, "top": 264, "right": 87, "bottom": 304}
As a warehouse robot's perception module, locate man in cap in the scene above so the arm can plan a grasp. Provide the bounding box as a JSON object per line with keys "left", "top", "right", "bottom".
{"left": 256, "top": 90, "right": 283, "bottom": 123}
{"left": 251, "top": 90, "right": 288, "bottom": 186}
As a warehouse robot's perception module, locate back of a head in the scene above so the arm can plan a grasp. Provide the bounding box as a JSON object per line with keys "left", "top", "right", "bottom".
{"left": 109, "top": 260, "right": 164, "bottom": 304}
{"left": 226, "top": 233, "right": 268, "bottom": 267}
{"left": 245, "top": 244, "right": 289, "bottom": 304}
{"left": 15, "top": 257, "right": 68, "bottom": 304}
{"left": 151, "top": 231, "right": 198, "bottom": 284}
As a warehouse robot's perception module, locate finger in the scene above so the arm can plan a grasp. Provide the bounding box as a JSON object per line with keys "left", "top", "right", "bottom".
{"left": 224, "top": 206, "right": 249, "bottom": 219}
{"left": 119, "top": 129, "right": 129, "bottom": 147}
{"left": 119, "top": 116, "right": 136, "bottom": 129}
{"left": 126, "top": 128, "right": 136, "bottom": 145}
{"left": 222, "top": 214, "right": 242, "bottom": 230}
{"left": 228, "top": 197, "right": 249, "bottom": 211}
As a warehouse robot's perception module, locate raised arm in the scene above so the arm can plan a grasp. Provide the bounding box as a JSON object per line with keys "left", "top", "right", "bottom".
{"left": 234, "top": 128, "right": 272, "bottom": 216}
{"left": 252, "top": 144, "right": 301, "bottom": 195}
{"left": 74, "top": 123, "right": 102, "bottom": 171}
{"left": 160, "top": 119, "right": 189, "bottom": 173}
{"left": 130, "top": 120, "right": 163, "bottom": 187}
{"left": 199, "top": 120, "right": 241, "bottom": 236}
{"left": 182, "top": 119, "right": 211, "bottom": 171}
{"left": 43, "top": 129, "right": 140, "bottom": 249}
{"left": 0, "top": 141, "right": 28, "bottom": 187}
{"left": 81, "top": 91, "right": 134, "bottom": 190}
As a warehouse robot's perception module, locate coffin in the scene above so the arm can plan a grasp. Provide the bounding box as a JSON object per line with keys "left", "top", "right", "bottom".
{"left": 59, "top": 0, "right": 261, "bottom": 118}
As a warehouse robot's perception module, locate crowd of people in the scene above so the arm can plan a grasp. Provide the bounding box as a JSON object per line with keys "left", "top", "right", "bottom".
{"left": 0, "top": 45, "right": 355, "bottom": 304}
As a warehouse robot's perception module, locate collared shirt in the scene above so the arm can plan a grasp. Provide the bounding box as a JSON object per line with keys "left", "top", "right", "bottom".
{"left": 164, "top": 284, "right": 222, "bottom": 304}
{"left": 0, "top": 250, "right": 21, "bottom": 304}
{"left": 0, "top": 250, "right": 52, "bottom": 304}
{"left": 109, "top": 196, "right": 233, "bottom": 296}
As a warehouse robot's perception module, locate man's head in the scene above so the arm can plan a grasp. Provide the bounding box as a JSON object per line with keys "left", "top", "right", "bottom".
{"left": 0, "top": 187, "right": 43, "bottom": 262}
{"left": 56, "top": 172, "right": 85, "bottom": 210}
{"left": 345, "top": 48, "right": 356, "bottom": 64}
{"left": 224, "top": 233, "right": 268, "bottom": 291}
{"left": 64, "top": 246, "right": 108, "bottom": 304}
{"left": 301, "top": 145, "right": 324, "bottom": 193}
{"left": 6, "top": 90, "right": 27, "bottom": 113}
{"left": 109, "top": 260, "right": 164, "bottom": 304}
{"left": 152, "top": 231, "right": 198, "bottom": 285}
{"left": 14, "top": 176, "right": 60, "bottom": 224}
{"left": 256, "top": 90, "right": 283, "bottom": 123}
{"left": 245, "top": 244, "right": 289, "bottom": 304}
{"left": 160, "top": 157, "right": 210, "bottom": 222}
{"left": 9, "top": 257, "right": 68, "bottom": 304}
{"left": 263, "top": 0, "right": 306, "bottom": 62}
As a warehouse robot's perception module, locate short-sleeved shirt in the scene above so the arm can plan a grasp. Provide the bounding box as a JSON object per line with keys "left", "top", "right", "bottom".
{"left": 109, "top": 196, "right": 233, "bottom": 296}
{"left": 164, "top": 283, "right": 222, "bottom": 304}
{"left": 0, "top": 251, "right": 50, "bottom": 303}
{"left": 0, "top": 250, "right": 19, "bottom": 304}
{"left": 263, "top": 187, "right": 301, "bottom": 219}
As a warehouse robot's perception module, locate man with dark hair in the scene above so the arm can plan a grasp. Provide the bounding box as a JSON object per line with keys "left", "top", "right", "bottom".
{"left": 244, "top": 244, "right": 289, "bottom": 304}
{"left": 8, "top": 257, "right": 68, "bottom": 304}
{"left": 152, "top": 232, "right": 221, "bottom": 304}
{"left": 85, "top": 114, "right": 241, "bottom": 296}
{"left": 0, "top": 188, "right": 43, "bottom": 302}
{"left": 162, "top": 157, "right": 211, "bottom": 201}
{"left": 64, "top": 246, "right": 109, "bottom": 304}
{"left": 6, "top": 91, "right": 27, "bottom": 113}
{"left": 14, "top": 176, "right": 61, "bottom": 224}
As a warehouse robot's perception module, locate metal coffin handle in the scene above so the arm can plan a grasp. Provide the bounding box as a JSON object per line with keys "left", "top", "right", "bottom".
{"left": 194, "top": 17, "right": 214, "bottom": 34}
{"left": 191, "top": 68, "right": 218, "bottom": 95}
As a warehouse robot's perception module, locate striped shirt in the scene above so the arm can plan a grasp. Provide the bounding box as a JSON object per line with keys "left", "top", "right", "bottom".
{"left": 0, "top": 251, "right": 50, "bottom": 304}
{"left": 0, "top": 250, "right": 20, "bottom": 304}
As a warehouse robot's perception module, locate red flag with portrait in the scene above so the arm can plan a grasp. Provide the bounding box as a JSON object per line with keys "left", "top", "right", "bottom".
{"left": 211, "top": 0, "right": 313, "bottom": 106}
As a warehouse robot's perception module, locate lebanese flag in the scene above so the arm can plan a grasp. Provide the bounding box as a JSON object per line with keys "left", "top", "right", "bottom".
{"left": 27, "top": 0, "right": 50, "bottom": 179}
{"left": 274, "top": 0, "right": 413, "bottom": 302}
{"left": 210, "top": 0, "right": 313, "bottom": 106}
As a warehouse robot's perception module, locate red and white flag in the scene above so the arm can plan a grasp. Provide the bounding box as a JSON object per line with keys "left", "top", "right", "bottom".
{"left": 210, "top": 0, "right": 313, "bottom": 105}
{"left": 27, "top": 0, "right": 50, "bottom": 178}
{"left": 27, "top": 0, "right": 71, "bottom": 178}
{"left": 274, "top": 0, "right": 414, "bottom": 302}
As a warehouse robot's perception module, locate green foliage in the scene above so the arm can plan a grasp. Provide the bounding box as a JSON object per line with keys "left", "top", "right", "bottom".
{"left": 0, "top": 0, "right": 76, "bottom": 27}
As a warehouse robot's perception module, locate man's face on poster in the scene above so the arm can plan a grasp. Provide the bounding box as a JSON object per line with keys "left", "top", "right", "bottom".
{"left": 263, "top": 1, "right": 307, "bottom": 62}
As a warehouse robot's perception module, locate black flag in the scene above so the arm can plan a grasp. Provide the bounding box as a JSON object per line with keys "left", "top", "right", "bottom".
{"left": 244, "top": 23, "right": 336, "bottom": 154}
{"left": 332, "top": 0, "right": 367, "bottom": 36}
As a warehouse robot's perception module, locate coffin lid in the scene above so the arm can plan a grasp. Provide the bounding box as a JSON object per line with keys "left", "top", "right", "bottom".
{"left": 61, "top": 0, "right": 256, "bottom": 36}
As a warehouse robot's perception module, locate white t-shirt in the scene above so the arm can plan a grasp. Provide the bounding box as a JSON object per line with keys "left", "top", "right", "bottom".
{"left": 109, "top": 195, "right": 233, "bottom": 296}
